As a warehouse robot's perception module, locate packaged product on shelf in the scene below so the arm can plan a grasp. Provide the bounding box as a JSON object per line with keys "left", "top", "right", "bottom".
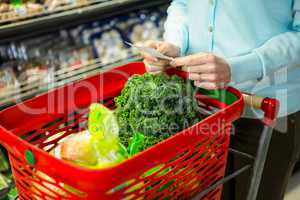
{"left": 0, "top": 63, "right": 19, "bottom": 97}
{"left": 0, "top": 0, "right": 43, "bottom": 21}
{"left": 69, "top": 24, "right": 88, "bottom": 45}
{"left": 44, "top": 0, "right": 88, "bottom": 11}
{"left": 0, "top": 2, "right": 10, "bottom": 12}
{"left": 127, "top": 10, "right": 161, "bottom": 46}
{"left": 91, "top": 28, "right": 129, "bottom": 64}
{"left": 23, "top": 1, "right": 44, "bottom": 15}
{"left": 16, "top": 59, "right": 50, "bottom": 87}
{"left": 44, "top": 0, "right": 68, "bottom": 11}
{"left": 81, "top": 22, "right": 101, "bottom": 46}
{"left": 58, "top": 45, "right": 92, "bottom": 68}
{"left": 76, "top": 45, "right": 94, "bottom": 66}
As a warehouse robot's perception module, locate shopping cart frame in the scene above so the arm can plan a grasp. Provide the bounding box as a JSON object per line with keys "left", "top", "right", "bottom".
{"left": 192, "top": 94, "right": 279, "bottom": 200}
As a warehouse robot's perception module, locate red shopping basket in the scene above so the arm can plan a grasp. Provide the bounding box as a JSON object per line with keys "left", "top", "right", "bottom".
{"left": 0, "top": 62, "right": 244, "bottom": 200}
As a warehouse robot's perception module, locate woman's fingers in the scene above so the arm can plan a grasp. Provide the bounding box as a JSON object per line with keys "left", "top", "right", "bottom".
{"left": 157, "top": 42, "right": 180, "bottom": 57}
{"left": 145, "top": 59, "right": 170, "bottom": 67}
{"left": 170, "top": 53, "right": 214, "bottom": 67}
{"left": 144, "top": 60, "right": 166, "bottom": 73}
{"left": 142, "top": 52, "right": 159, "bottom": 62}
{"left": 141, "top": 40, "right": 162, "bottom": 62}
{"left": 182, "top": 64, "right": 216, "bottom": 73}
{"left": 188, "top": 72, "right": 229, "bottom": 82}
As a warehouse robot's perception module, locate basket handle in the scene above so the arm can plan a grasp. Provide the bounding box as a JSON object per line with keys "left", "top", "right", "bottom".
{"left": 242, "top": 93, "right": 280, "bottom": 126}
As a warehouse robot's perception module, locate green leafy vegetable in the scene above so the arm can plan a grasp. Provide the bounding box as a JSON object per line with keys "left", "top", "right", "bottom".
{"left": 4, "top": 187, "right": 18, "bottom": 200}
{"left": 0, "top": 148, "right": 9, "bottom": 173}
{"left": 128, "top": 132, "right": 145, "bottom": 157}
{"left": 115, "top": 73, "right": 201, "bottom": 150}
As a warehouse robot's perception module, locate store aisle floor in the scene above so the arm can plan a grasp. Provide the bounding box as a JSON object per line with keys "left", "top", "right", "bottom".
{"left": 285, "top": 172, "right": 300, "bottom": 200}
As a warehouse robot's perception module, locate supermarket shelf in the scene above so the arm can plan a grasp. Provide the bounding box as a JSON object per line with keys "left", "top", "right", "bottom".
{"left": 0, "top": 0, "right": 108, "bottom": 25}
{"left": 0, "top": 0, "right": 170, "bottom": 43}
{"left": 0, "top": 56, "right": 141, "bottom": 110}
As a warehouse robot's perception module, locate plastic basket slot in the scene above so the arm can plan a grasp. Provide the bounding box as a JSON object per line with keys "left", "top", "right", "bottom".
{"left": 35, "top": 110, "right": 89, "bottom": 149}
{"left": 58, "top": 182, "right": 86, "bottom": 198}
{"left": 202, "top": 187, "right": 220, "bottom": 200}
{"left": 176, "top": 178, "right": 200, "bottom": 198}
{"left": 194, "top": 149, "right": 226, "bottom": 175}
{"left": 106, "top": 179, "right": 136, "bottom": 194}
{"left": 21, "top": 130, "right": 38, "bottom": 140}
{"left": 27, "top": 130, "right": 49, "bottom": 144}
{"left": 31, "top": 171, "right": 85, "bottom": 200}
{"left": 176, "top": 156, "right": 226, "bottom": 197}
{"left": 195, "top": 162, "right": 224, "bottom": 187}
{"left": 178, "top": 152, "right": 225, "bottom": 183}
{"left": 37, "top": 178, "right": 70, "bottom": 198}
{"left": 38, "top": 129, "right": 76, "bottom": 151}
{"left": 168, "top": 149, "right": 191, "bottom": 164}
{"left": 167, "top": 137, "right": 213, "bottom": 166}
{"left": 198, "top": 175, "right": 219, "bottom": 195}
{"left": 127, "top": 135, "right": 228, "bottom": 199}
{"left": 141, "top": 164, "right": 165, "bottom": 179}
{"left": 136, "top": 173, "right": 178, "bottom": 199}
{"left": 16, "top": 179, "right": 32, "bottom": 197}
{"left": 42, "top": 143, "right": 56, "bottom": 152}
{"left": 40, "top": 117, "right": 66, "bottom": 131}
{"left": 31, "top": 180, "right": 60, "bottom": 199}
{"left": 12, "top": 165, "right": 31, "bottom": 179}
{"left": 8, "top": 150, "right": 23, "bottom": 165}
{"left": 199, "top": 176, "right": 223, "bottom": 200}
{"left": 16, "top": 182, "right": 32, "bottom": 200}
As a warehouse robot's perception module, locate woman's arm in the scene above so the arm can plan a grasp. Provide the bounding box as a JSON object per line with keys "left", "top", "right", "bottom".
{"left": 228, "top": 0, "right": 300, "bottom": 84}
{"left": 163, "top": 0, "right": 189, "bottom": 56}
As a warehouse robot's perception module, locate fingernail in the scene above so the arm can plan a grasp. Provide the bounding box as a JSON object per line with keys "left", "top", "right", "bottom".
{"left": 170, "top": 60, "right": 176, "bottom": 66}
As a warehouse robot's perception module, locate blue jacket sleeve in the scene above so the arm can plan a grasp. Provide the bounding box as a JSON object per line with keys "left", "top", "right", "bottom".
{"left": 228, "top": 0, "right": 300, "bottom": 84}
{"left": 163, "top": 0, "right": 189, "bottom": 56}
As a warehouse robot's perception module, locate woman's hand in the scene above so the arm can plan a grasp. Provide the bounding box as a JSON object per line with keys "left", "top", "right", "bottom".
{"left": 170, "top": 53, "right": 231, "bottom": 90}
{"left": 142, "top": 40, "right": 180, "bottom": 74}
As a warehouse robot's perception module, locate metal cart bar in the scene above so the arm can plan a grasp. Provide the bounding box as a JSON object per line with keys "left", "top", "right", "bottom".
{"left": 246, "top": 125, "right": 273, "bottom": 200}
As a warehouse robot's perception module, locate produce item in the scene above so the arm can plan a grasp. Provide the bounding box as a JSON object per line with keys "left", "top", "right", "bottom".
{"left": 115, "top": 73, "right": 201, "bottom": 150}
{"left": 0, "top": 172, "right": 12, "bottom": 199}
{"left": 31, "top": 104, "right": 128, "bottom": 198}
{"left": 3, "top": 186, "right": 18, "bottom": 200}
{"left": 0, "top": 147, "right": 13, "bottom": 200}
{"left": 0, "top": 149, "right": 9, "bottom": 173}
{"left": 50, "top": 103, "right": 126, "bottom": 168}
{"left": 0, "top": 173, "right": 9, "bottom": 191}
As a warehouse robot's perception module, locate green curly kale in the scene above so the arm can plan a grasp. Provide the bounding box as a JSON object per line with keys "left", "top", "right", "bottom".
{"left": 115, "top": 73, "right": 201, "bottom": 150}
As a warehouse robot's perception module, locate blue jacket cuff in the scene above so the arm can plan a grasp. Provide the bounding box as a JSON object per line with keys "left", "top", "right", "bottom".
{"left": 227, "top": 52, "right": 263, "bottom": 84}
